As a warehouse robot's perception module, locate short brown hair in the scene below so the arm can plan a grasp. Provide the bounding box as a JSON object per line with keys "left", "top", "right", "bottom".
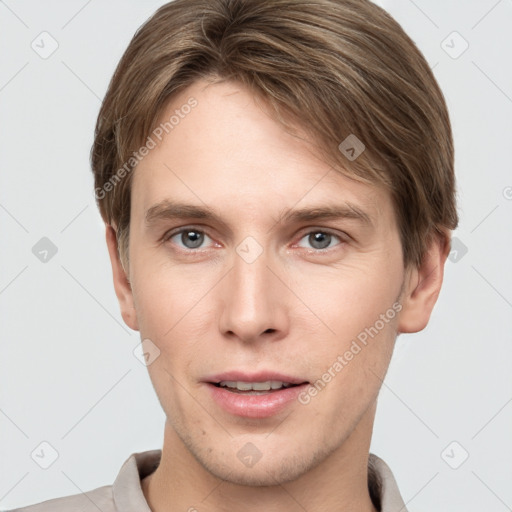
{"left": 91, "top": 0, "right": 458, "bottom": 269}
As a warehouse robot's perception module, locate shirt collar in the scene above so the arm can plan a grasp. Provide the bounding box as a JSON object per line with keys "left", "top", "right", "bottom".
{"left": 112, "top": 450, "right": 408, "bottom": 512}
{"left": 369, "top": 453, "right": 409, "bottom": 511}
{"left": 113, "top": 449, "right": 160, "bottom": 512}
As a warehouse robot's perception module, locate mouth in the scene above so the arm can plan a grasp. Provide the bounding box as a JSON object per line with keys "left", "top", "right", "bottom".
{"left": 210, "top": 380, "right": 305, "bottom": 395}
{"left": 203, "top": 372, "right": 310, "bottom": 418}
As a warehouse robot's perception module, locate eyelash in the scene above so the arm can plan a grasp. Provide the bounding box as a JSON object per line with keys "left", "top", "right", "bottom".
{"left": 161, "top": 226, "right": 347, "bottom": 254}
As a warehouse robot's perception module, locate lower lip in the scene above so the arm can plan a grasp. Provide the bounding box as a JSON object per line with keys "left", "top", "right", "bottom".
{"left": 205, "top": 383, "right": 308, "bottom": 419}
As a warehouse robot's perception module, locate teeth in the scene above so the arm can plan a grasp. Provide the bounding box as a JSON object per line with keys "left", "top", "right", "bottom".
{"left": 218, "top": 380, "right": 293, "bottom": 391}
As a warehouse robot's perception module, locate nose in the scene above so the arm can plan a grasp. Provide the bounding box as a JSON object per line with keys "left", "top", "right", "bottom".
{"left": 218, "top": 244, "right": 289, "bottom": 344}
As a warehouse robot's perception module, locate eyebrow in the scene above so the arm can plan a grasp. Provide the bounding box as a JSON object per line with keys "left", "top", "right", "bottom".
{"left": 276, "top": 203, "right": 372, "bottom": 227}
{"left": 145, "top": 201, "right": 223, "bottom": 226}
{"left": 144, "top": 200, "right": 372, "bottom": 230}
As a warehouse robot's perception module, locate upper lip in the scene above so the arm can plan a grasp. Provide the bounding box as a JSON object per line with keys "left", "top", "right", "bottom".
{"left": 203, "top": 371, "right": 308, "bottom": 385}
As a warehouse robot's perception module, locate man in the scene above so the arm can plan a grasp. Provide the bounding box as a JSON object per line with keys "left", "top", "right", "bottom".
{"left": 12, "top": 0, "right": 457, "bottom": 510}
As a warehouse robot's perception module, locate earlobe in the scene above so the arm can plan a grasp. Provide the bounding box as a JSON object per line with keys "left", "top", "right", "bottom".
{"left": 397, "top": 232, "right": 451, "bottom": 334}
{"left": 105, "top": 224, "right": 139, "bottom": 331}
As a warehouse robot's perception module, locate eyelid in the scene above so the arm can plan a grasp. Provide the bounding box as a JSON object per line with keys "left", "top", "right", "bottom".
{"left": 161, "top": 225, "right": 217, "bottom": 246}
{"left": 161, "top": 225, "right": 350, "bottom": 251}
{"left": 292, "top": 227, "right": 348, "bottom": 249}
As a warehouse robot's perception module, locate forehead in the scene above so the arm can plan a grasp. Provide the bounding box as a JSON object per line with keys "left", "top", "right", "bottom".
{"left": 131, "top": 79, "right": 392, "bottom": 226}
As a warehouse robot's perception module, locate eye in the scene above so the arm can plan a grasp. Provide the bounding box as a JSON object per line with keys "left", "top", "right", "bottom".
{"left": 296, "top": 230, "right": 344, "bottom": 251}
{"left": 165, "top": 228, "right": 214, "bottom": 250}
{"left": 163, "top": 227, "right": 346, "bottom": 253}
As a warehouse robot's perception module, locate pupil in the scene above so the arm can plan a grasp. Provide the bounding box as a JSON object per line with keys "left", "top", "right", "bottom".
{"left": 182, "top": 230, "right": 203, "bottom": 249}
{"left": 310, "top": 232, "right": 330, "bottom": 249}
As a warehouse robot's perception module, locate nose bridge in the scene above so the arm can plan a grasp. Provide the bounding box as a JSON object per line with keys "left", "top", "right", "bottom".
{"left": 219, "top": 239, "right": 287, "bottom": 341}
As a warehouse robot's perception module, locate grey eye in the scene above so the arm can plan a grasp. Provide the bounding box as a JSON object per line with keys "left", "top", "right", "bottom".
{"left": 297, "top": 231, "right": 340, "bottom": 250}
{"left": 180, "top": 230, "right": 205, "bottom": 249}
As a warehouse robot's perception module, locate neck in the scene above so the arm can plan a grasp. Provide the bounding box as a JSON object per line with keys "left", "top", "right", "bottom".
{"left": 142, "top": 403, "right": 379, "bottom": 512}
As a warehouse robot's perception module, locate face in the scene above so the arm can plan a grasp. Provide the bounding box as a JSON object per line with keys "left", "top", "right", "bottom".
{"left": 108, "top": 79, "right": 440, "bottom": 486}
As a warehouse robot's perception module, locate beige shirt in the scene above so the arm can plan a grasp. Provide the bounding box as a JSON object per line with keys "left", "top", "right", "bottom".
{"left": 11, "top": 450, "right": 408, "bottom": 511}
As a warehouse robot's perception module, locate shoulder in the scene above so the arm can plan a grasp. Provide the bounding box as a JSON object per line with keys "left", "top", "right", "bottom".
{"left": 7, "top": 449, "right": 161, "bottom": 512}
{"left": 8, "top": 484, "right": 114, "bottom": 512}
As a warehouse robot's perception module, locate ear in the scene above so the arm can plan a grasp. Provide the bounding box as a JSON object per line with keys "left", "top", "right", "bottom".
{"left": 105, "top": 224, "right": 139, "bottom": 331}
{"left": 397, "top": 231, "right": 451, "bottom": 333}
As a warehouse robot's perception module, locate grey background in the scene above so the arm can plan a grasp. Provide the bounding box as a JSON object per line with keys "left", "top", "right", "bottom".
{"left": 1, "top": 0, "right": 511, "bottom": 510}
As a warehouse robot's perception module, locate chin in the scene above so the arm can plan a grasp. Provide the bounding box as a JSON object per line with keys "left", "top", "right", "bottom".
{"left": 196, "top": 443, "right": 332, "bottom": 487}
{"left": 208, "top": 459, "right": 307, "bottom": 487}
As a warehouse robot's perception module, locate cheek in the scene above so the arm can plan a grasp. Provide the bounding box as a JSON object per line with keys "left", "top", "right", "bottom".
{"left": 130, "top": 251, "right": 212, "bottom": 333}
{"left": 130, "top": 262, "right": 221, "bottom": 388}
{"left": 290, "top": 262, "right": 401, "bottom": 403}
{"left": 302, "top": 316, "right": 397, "bottom": 426}
{"left": 293, "top": 262, "right": 402, "bottom": 340}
